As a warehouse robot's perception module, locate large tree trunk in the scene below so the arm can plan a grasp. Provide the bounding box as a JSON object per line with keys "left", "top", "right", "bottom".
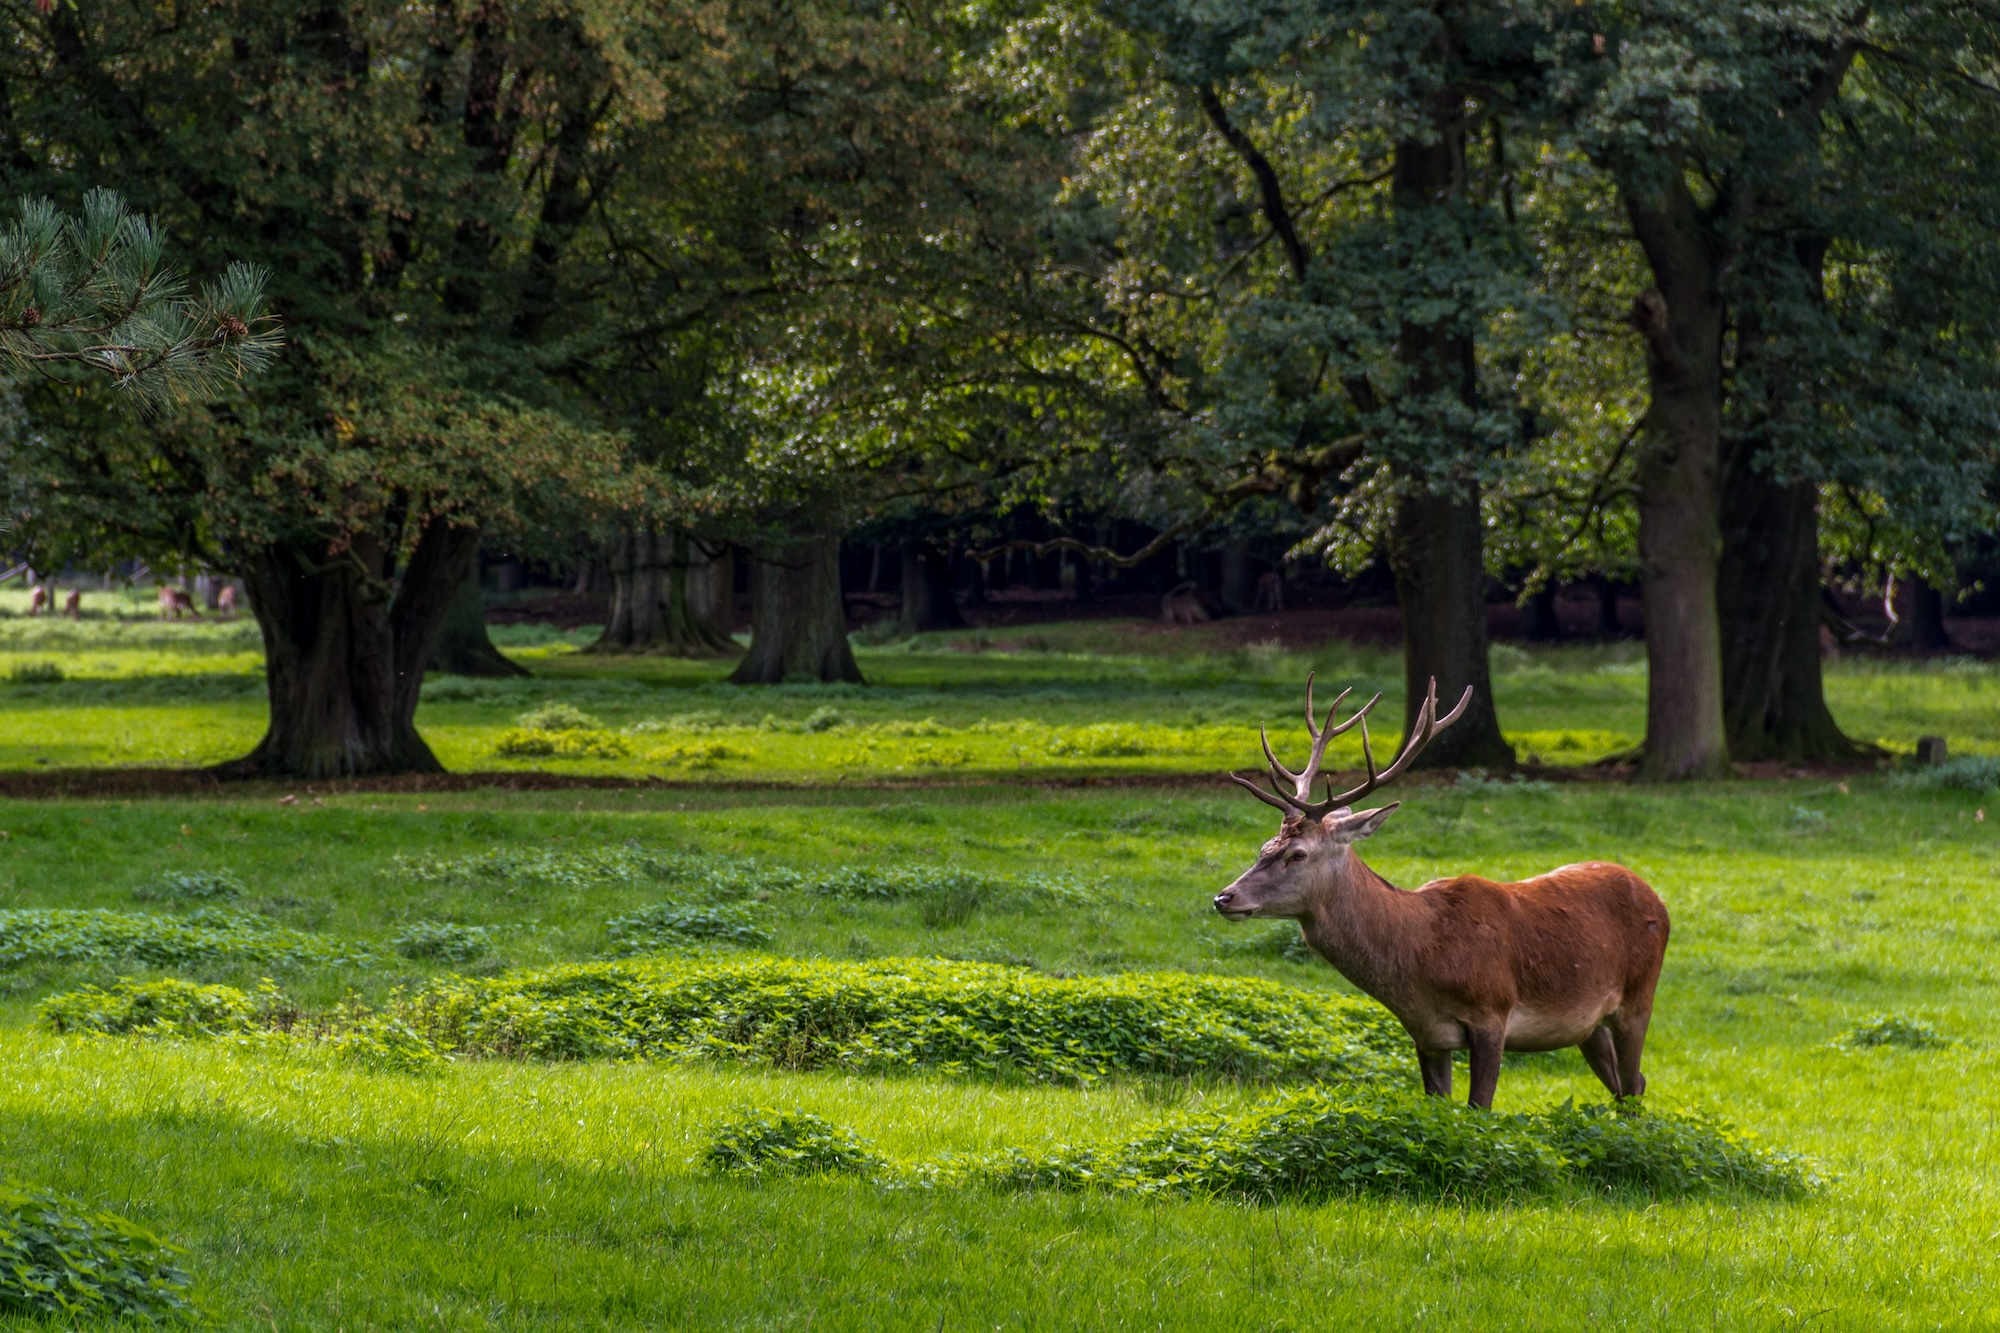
{"left": 1386, "top": 102, "right": 1513, "bottom": 770}
{"left": 1623, "top": 184, "right": 1732, "bottom": 781}
{"left": 897, "top": 546, "right": 965, "bottom": 634}
{"left": 730, "top": 532, "right": 864, "bottom": 684}
{"left": 1388, "top": 489, "right": 1515, "bottom": 768}
{"left": 432, "top": 565, "right": 528, "bottom": 677}
{"left": 589, "top": 528, "right": 735, "bottom": 656}
{"left": 1896, "top": 578, "right": 1952, "bottom": 651}
{"left": 1519, "top": 582, "right": 1562, "bottom": 642}
{"left": 219, "top": 520, "right": 477, "bottom": 779}
{"left": 1718, "top": 467, "right": 1861, "bottom": 760}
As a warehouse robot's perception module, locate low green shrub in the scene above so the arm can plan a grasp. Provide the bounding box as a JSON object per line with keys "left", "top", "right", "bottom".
{"left": 491, "top": 727, "right": 631, "bottom": 759}
{"left": 1836, "top": 1013, "right": 1952, "bottom": 1049}
{"left": 965, "top": 1087, "right": 1568, "bottom": 1200}
{"left": 131, "top": 869, "right": 244, "bottom": 903}
{"left": 6, "top": 660, "right": 64, "bottom": 685}
{"left": 0, "top": 908, "right": 371, "bottom": 970}
{"left": 758, "top": 1092, "right": 1812, "bottom": 1204}
{"left": 702, "top": 1091, "right": 1813, "bottom": 1202}
{"left": 604, "top": 903, "right": 774, "bottom": 951}
{"left": 650, "top": 741, "right": 745, "bottom": 767}
{"left": 325, "top": 1009, "right": 450, "bottom": 1074}
{"left": 394, "top": 956, "right": 1403, "bottom": 1083}
{"left": 52, "top": 957, "right": 1402, "bottom": 1085}
{"left": 38, "top": 976, "right": 277, "bottom": 1036}
{"left": 514, "top": 701, "right": 603, "bottom": 731}
{"left": 392, "top": 922, "right": 493, "bottom": 963}
{"left": 703, "top": 1107, "right": 884, "bottom": 1178}
{"left": 1891, "top": 755, "right": 2000, "bottom": 793}
{"left": 1534, "top": 1100, "right": 1814, "bottom": 1194}
{"left": 0, "top": 1182, "right": 197, "bottom": 1321}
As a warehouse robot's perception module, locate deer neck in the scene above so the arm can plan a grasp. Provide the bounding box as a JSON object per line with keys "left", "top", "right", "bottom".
{"left": 1297, "top": 847, "right": 1425, "bottom": 1002}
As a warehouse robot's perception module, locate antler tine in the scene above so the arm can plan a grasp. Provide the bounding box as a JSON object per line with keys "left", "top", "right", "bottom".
{"left": 1434, "top": 682, "right": 1474, "bottom": 730}
{"left": 1258, "top": 726, "right": 1303, "bottom": 791}
{"left": 1319, "top": 677, "right": 1473, "bottom": 811}
{"left": 1320, "top": 690, "right": 1381, "bottom": 738}
{"left": 1227, "top": 675, "right": 1470, "bottom": 823}
{"left": 1228, "top": 769, "right": 1307, "bottom": 816}
{"left": 1302, "top": 673, "right": 1352, "bottom": 741}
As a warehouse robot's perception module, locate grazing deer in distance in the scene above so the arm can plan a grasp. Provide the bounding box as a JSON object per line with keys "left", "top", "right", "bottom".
{"left": 1214, "top": 675, "right": 1669, "bottom": 1109}
{"left": 25, "top": 584, "right": 47, "bottom": 616}
{"left": 216, "top": 584, "right": 238, "bottom": 618}
{"left": 159, "top": 586, "right": 198, "bottom": 620}
{"left": 61, "top": 588, "right": 79, "bottom": 619}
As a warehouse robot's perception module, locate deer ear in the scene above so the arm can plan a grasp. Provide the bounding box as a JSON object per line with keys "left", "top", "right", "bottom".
{"left": 1323, "top": 803, "right": 1399, "bottom": 842}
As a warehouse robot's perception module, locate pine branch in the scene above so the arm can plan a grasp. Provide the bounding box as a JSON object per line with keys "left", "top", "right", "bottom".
{"left": 0, "top": 190, "right": 281, "bottom": 406}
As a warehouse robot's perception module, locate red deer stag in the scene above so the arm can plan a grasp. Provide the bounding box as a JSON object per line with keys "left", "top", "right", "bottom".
{"left": 1214, "top": 675, "right": 1668, "bottom": 1109}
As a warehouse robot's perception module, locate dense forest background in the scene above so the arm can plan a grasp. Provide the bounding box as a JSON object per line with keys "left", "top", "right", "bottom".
{"left": 3, "top": 0, "right": 1998, "bottom": 782}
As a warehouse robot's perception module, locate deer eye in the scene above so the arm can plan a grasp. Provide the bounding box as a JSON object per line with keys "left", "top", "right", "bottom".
{"left": 1286, "top": 850, "right": 1308, "bottom": 864}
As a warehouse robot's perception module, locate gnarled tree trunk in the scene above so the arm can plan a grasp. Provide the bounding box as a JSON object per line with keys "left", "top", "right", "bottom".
{"left": 897, "top": 546, "right": 965, "bottom": 634}
{"left": 589, "top": 528, "right": 735, "bottom": 656}
{"left": 220, "top": 520, "right": 477, "bottom": 779}
{"left": 432, "top": 566, "right": 528, "bottom": 677}
{"left": 730, "top": 531, "right": 863, "bottom": 684}
{"left": 1718, "top": 465, "right": 1860, "bottom": 760}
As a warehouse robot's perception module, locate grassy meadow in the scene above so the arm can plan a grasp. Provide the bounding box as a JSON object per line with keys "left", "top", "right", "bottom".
{"left": 0, "top": 595, "right": 1995, "bottom": 1326}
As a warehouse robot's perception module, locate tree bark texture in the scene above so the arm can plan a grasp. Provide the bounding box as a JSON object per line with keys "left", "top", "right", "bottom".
{"left": 1389, "top": 489, "right": 1515, "bottom": 768}
{"left": 432, "top": 565, "right": 528, "bottom": 677}
{"left": 1718, "top": 465, "right": 1860, "bottom": 760}
{"left": 897, "top": 547, "right": 965, "bottom": 634}
{"left": 730, "top": 532, "right": 864, "bottom": 684}
{"left": 590, "top": 528, "right": 734, "bottom": 656}
{"left": 221, "top": 521, "right": 479, "bottom": 779}
{"left": 1623, "top": 183, "right": 1732, "bottom": 780}
{"left": 1386, "top": 114, "right": 1513, "bottom": 770}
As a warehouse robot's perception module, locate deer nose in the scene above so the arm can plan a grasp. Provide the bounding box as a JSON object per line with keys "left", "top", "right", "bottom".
{"left": 1213, "top": 890, "right": 1236, "bottom": 909}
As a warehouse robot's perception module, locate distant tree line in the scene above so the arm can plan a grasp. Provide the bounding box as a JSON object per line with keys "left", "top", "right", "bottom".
{"left": 1, "top": 0, "right": 1997, "bottom": 781}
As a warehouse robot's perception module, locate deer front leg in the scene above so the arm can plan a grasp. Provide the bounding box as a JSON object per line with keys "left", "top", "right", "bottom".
{"left": 1416, "top": 1048, "right": 1452, "bottom": 1099}
{"left": 1466, "top": 1023, "right": 1505, "bottom": 1110}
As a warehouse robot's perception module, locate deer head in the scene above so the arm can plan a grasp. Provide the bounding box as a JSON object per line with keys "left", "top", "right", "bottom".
{"left": 1212, "top": 673, "right": 1470, "bottom": 920}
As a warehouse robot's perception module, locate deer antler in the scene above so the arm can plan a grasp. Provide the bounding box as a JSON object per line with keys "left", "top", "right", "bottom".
{"left": 1227, "top": 674, "right": 1473, "bottom": 820}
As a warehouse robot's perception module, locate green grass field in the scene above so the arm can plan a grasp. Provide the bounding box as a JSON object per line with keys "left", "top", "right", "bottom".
{"left": 0, "top": 604, "right": 1997, "bottom": 1327}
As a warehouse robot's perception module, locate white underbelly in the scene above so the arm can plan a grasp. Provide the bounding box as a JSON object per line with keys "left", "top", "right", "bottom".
{"left": 1504, "top": 995, "right": 1618, "bottom": 1050}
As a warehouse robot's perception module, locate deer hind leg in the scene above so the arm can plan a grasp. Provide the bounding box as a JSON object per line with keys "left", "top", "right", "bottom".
{"left": 1466, "top": 1025, "right": 1505, "bottom": 1110}
{"left": 1609, "top": 1008, "right": 1651, "bottom": 1099}
{"left": 1580, "top": 1025, "right": 1624, "bottom": 1097}
{"left": 1416, "top": 1048, "right": 1451, "bottom": 1099}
